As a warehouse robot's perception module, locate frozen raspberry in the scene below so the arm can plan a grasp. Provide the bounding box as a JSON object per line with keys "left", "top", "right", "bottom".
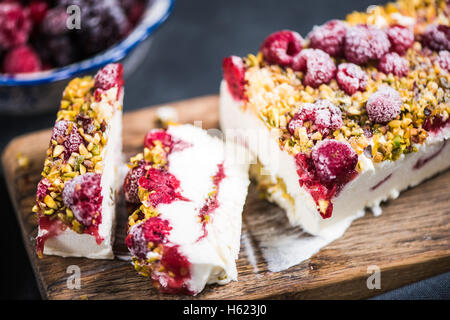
{"left": 121, "top": 0, "right": 146, "bottom": 26}
{"left": 288, "top": 100, "right": 342, "bottom": 136}
{"left": 144, "top": 129, "right": 173, "bottom": 150}
{"left": 76, "top": 114, "right": 95, "bottom": 134}
{"left": 123, "top": 162, "right": 147, "bottom": 203}
{"left": 308, "top": 20, "right": 347, "bottom": 57}
{"left": 378, "top": 52, "right": 409, "bottom": 77}
{"left": 43, "top": 35, "right": 78, "bottom": 67}
{"left": 62, "top": 173, "right": 103, "bottom": 226}
{"left": 41, "top": 7, "right": 69, "bottom": 36}
{"left": 260, "top": 30, "right": 304, "bottom": 67}
{"left": 437, "top": 50, "right": 450, "bottom": 72}
{"left": 139, "top": 168, "right": 187, "bottom": 207}
{"left": 0, "top": 3, "right": 31, "bottom": 49}
{"left": 29, "top": 1, "right": 49, "bottom": 25}
{"left": 386, "top": 25, "right": 414, "bottom": 55}
{"left": 60, "top": 0, "right": 129, "bottom": 55}
{"left": 344, "top": 24, "right": 390, "bottom": 64}
{"left": 292, "top": 49, "right": 336, "bottom": 88}
{"left": 94, "top": 63, "right": 124, "bottom": 90}
{"left": 126, "top": 217, "right": 172, "bottom": 259}
{"left": 3, "top": 45, "right": 42, "bottom": 74}
{"left": 51, "top": 120, "right": 84, "bottom": 160}
{"left": 222, "top": 56, "right": 246, "bottom": 101}
{"left": 336, "top": 63, "right": 368, "bottom": 95}
{"left": 36, "top": 178, "right": 51, "bottom": 202}
{"left": 422, "top": 24, "right": 450, "bottom": 51}
{"left": 311, "top": 139, "right": 358, "bottom": 187}
{"left": 366, "top": 86, "right": 402, "bottom": 123}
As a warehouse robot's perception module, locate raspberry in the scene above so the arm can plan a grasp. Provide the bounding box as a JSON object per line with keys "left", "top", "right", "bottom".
{"left": 123, "top": 162, "right": 147, "bottom": 203}
{"left": 121, "top": 0, "right": 146, "bottom": 26}
{"left": 344, "top": 24, "right": 390, "bottom": 64}
{"left": 378, "top": 52, "right": 409, "bottom": 77}
{"left": 288, "top": 100, "right": 342, "bottom": 137}
{"left": 94, "top": 63, "right": 124, "bottom": 90}
{"left": 76, "top": 114, "right": 95, "bottom": 134}
{"left": 0, "top": 3, "right": 31, "bottom": 49}
{"left": 51, "top": 120, "right": 84, "bottom": 160}
{"left": 36, "top": 178, "right": 51, "bottom": 202}
{"left": 366, "top": 86, "right": 402, "bottom": 123}
{"left": 41, "top": 7, "right": 69, "bottom": 36}
{"left": 422, "top": 24, "right": 450, "bottom": 51}
{"left": 308, "top": 20, "right": 347, "bottom": 57}
{"left": 139, "top": 168, "right": 187, "bottom": 207}
{"left": 222, "top": 56, "right": 246, "bottom": 101}
{"left": 60, "top": 0, "right": 129, "bottom": 55}
{"left": 62, "top": 173, "right": 103, "bottom": 226}
{"left": 144, "top": 129, "right": 173, "bottom": 150}
{"left": 29, "top": 1, "right": 49, "bottom": 25}
{"left": 3, "top": 45, "right": 42, "bottom": 74}
{"left": 260, "top": 30, "right": 304, "bottom": 67}
{"left": 386, "top": 25, "right": 414, "bottom": 55}
{"left": 437, "top": 50, "right": 450, "bottom": 72}
{"left": 336, "top": 63, "right": 368, "bottom": 95}
{"left": 126, "top": 217, "right": 172, "bottom": 259}
{"left": 311, "top": 139, "right": 358, "bottom": 187}
{"left": 292, "top": 49, "right": 336, "bottom": 88}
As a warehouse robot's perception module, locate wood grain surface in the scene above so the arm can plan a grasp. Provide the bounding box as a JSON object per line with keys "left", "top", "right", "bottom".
{"left": 2, "top": 95, "right": 450, "bottom": 300}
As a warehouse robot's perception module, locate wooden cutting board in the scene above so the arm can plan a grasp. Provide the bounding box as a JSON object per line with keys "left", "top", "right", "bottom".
{"left": 2, "top": 95, "right": 450, "bottom": 300}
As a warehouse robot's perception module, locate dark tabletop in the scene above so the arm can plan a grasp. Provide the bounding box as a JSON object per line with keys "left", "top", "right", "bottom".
{"left": 0, "top": 0, "right": 449, "bottom": 300}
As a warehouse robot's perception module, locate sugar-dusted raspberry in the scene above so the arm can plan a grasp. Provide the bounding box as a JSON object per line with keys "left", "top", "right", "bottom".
{"left": 308, "top": 20, "right": 347, "bottom": 57}
{"left": 3, "top": 45, "right": 42, "bottom": 74}
{"left": 51, "top": 120, "right": 84, "bottom": 160}
{"left": 144, "top": 129, "right": 173, "bottom": 150}
{"left": 60, "top": 0, "right": 129, "bottom": 55}
{"left": 260, "top": 30, "right": 304, "bottom": 67}
{"left": 311, "top": 139, "right": 358, "bottom": 187}
{"left": 366, "top": 86, "right": 402, "bottom": 123}
{"left": 437, "top": 50, "right": 450, "bottom": 72}
{"left": 41, "top": 7, "right": 69, "bottom": 36}
{"left": 123, "top": 162, "right": 147, "bottom": 203}
{"left": 94, "top": 63, "right": 124, "bottom": 90}
{"left": 378, "top": 52, "right": 409, "bottom": 77}
{"left": 29, "top": 1, "right": 49, "bottom": 25}
{"left": 422, "top": 24, "right": 450, "bottom": 51}
{"left": 222, "top": 56, "right": 246, "bottom": 101}
{"left": 345, "top": 24, "right": 390, "bottom": 64}
{"left": 139, "top": 168, "right": 187, "bottom": 207}
{"left": 386, "top": 25, "right": 414, "bottom": 55}
{"left": 126, "top": 217, "right": 172, "bottom": 259}
{"left": 0, "top": 3, "right": 31, "bottom": 49}
{"left": 62, "top": 173, "right": 103, "bottom": 226}
{"left": 336, "top": 63, "right": 368, "bottom": 95}
{"left": 36, "top": 178, "right": 51, "bottom": 202}
{"left": 288, "top": 100, "right": 342, "bottom": 136}
{"left": 292, "top": 49, "right": 336, "bottom": 88}
{"left": 44, "top": 35, "right": 78, "bottom": 67}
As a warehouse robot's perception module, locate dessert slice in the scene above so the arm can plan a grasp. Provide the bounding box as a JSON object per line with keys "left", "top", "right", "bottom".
{"left": 123, "top": 124, "right": 250, "bottom": 295}
{"left": 33, "top": 64, "right": 124, "bottom": 259}
{"left": 220, "top": 0, "right": 450, "bottom": 239}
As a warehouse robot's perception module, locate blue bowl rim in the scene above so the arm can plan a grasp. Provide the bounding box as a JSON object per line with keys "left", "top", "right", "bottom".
{"left": 0, "top": 0, "right": 175, "bottom": 86}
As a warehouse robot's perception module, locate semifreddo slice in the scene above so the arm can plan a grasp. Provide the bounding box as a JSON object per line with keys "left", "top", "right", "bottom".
{"left": 33, "top": 63, "right": 124, "bottom": 259}
{"left": 123, "top": 124, "right": 250, "bottom": 295}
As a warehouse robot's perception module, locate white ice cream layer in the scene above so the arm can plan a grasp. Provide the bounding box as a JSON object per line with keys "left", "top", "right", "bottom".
{"left": 220, "top": 80, "right": 450, "bottom": 241}
{"left": 40, "top": 88, "right": 123, "bottom": 259}
{"left": 156, "top": 124, "right": 249, "bottom": 294}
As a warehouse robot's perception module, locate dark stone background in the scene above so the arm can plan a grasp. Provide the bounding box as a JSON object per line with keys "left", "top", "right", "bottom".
{"left": 0, "top": 0, "right": 448, "bottom": 299}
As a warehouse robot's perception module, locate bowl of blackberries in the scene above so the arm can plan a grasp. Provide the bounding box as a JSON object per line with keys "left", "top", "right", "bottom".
{"left": 0, "top": 0, "right": 174, "bottom": 114}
